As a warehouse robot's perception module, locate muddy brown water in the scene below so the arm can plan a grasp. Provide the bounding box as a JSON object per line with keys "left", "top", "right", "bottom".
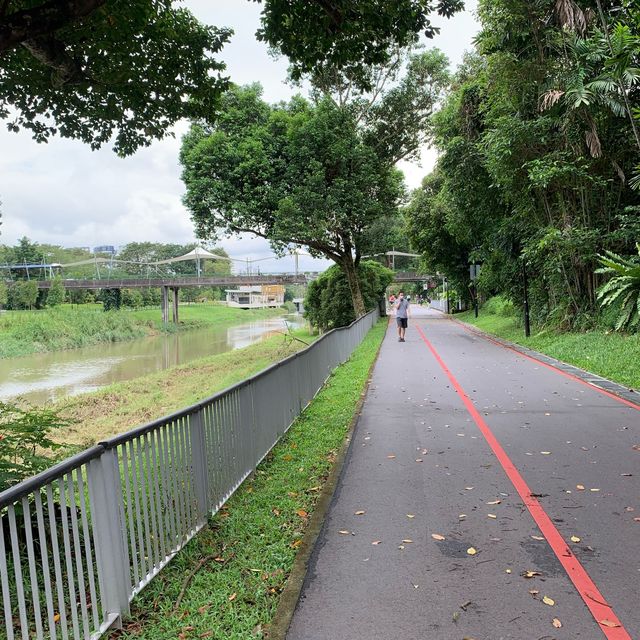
{"left": 0, "top": 314, "right": 305, "bottom": 405}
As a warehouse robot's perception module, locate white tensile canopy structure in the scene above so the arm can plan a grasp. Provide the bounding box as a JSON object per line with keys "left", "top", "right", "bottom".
{"left": 152, "top": 246, "right": 231, "bottom": 277}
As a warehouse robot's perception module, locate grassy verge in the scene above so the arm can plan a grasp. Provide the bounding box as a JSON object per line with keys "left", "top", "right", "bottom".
{"left": 0, "top": 304, "right": 288, "bottom": 358}
{"left": 108, "top": 319, "right": 387, "bottom": 640}
{"left": 56, "top": 328, "right": 316, "bottom": 446}
{"left": 456, "top": 306, "right": 640, "bottom": 390}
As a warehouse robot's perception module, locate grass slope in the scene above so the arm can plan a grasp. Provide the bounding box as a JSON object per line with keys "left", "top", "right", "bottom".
{"left": 109, "top": 319, "right": 387, "bottom": 640}
{"left": 57, "top": 329, "right": 316, "bottom": 446}
{"left": 457, "top": 307, "right": 640, "bottom": 390}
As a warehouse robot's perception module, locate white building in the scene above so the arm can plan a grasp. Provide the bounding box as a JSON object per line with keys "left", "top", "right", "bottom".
{"left": 225, "top": 285, "right": 285, "bottom": 309}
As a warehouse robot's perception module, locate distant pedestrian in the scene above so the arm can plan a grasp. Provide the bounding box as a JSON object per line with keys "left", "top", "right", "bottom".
{"left": 394, "top": 291, "right": 410, "bottom": 342}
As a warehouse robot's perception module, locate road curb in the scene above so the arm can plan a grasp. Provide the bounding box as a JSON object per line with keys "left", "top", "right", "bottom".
{"left": 266, "top": 319, "right": 388, "bottom": 640}
{"left": 452, "top": 317, "right": 640, "bottom": 409}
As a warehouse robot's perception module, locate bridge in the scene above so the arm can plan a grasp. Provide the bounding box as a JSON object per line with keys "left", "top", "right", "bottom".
{"left": 10, "top": 269, "right": 431, "bottom": 323}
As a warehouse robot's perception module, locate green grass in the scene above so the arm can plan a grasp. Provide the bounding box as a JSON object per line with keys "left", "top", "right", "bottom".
{"left": 457, "top": 303, "right": 640, "bottom": 390}
{"left": 109, "top": 319, "right": 387, "bottom": 640}
{"left": 0, "top": 304, "right": 289, "bottom": 359}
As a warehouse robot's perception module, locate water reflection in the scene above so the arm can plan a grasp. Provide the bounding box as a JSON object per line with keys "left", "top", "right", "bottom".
{"left": 0, "top": 314, "right": 305, "bottom": 405}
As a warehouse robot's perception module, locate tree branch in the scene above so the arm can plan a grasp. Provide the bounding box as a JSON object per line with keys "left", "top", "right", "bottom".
{"left": 0, "top": 0, "right": 107, "bottom": 55}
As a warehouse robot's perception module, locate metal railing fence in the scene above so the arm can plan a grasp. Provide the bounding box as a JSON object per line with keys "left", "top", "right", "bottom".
{"left": 0, "top": 309, "right": 378, "bottom": 640}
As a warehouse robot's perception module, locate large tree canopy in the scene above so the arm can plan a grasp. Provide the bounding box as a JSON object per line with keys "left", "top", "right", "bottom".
{"left": 180, "top": 85, "right": 405, "bottom": 316}
{"left": 257, "top": 0, "right": 463, "bottom": 85}
{"left": 1, "top": 0, "right": 462, "bottom": 154}
{"left": 0, "top": 1, "right": 231, "bottom": 155}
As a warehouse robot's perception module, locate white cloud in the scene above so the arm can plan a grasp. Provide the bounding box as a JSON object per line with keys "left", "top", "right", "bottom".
{"left": 0, "top": 0, "right": 479, "bottom": 266}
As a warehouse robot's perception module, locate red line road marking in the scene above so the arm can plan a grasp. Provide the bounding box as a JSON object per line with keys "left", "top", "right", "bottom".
{"left": 450, "top": 318, "right": 640, "bottom": 412}
{"left": 416, "top": 325, "right": 632, "bottom": 640}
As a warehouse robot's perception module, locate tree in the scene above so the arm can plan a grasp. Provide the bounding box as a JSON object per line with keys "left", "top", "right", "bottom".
{"left": 304, "top": 260, "right": 394, "bottom": 330}
{"left": 181, "top": 85, "right": 404, "bottom": 317}
{"left": 0, "top": 280, "right": 7, "bottom": 308}
{"left": 1, "top": 0, "right": 464, "bottom": 154}
{"left": 258, "top": 0, "right": 463, "bottom": 86}
{"left": 7, "top": 279, "right": 38, "bottom": 309}
{"left": 1, "top": 1, "right": 231, "bottom": 155}
{"left": 46, "top": 276, "right": 65, "bottom": 306}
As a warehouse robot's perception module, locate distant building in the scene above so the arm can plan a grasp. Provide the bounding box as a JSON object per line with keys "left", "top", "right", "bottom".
{"left": 292, "top": 298, "right": 305, "bottom": 314}
{"left": 93, "top": 245, "right": 116, "bottom": 255}
{"left": 225, "top": 285, "right": 285, "bottom": 309}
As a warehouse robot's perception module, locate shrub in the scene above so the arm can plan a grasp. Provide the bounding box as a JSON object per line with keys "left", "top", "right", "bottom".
{"left": 0, "top": 401, "right": 73, "bottom": 493}
{"left": 305, "top": 261, "right": 393, "bottom": 331}
{"left": 597, "top": 243, "right": 640, "bottom": 331}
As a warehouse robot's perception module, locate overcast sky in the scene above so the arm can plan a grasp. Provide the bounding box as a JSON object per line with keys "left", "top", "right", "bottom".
{"left": 0, "top": 1, "right": 479, "bottom": 273}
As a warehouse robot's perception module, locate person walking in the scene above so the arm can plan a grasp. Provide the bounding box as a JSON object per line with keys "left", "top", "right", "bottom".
{"left": 394, "top": 291, "right": 410, "bottom": 342}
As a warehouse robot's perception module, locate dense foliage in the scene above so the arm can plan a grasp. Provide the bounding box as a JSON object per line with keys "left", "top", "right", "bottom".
{"left": 597, "top": 243, "right": 640, "bottom": 330}
{"left": 0, "top": 401, "right": 71, "bottom": 493}
{"left": 304, "top": 261, "right": 393, "bottom": 330}
{"left": 406, "top": 0, "right": 640, "bottom": 331}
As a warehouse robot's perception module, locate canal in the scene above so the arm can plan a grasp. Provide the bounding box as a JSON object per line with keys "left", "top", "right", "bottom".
{"left": 0, "top": 314, "right": 305, "bottom": 405}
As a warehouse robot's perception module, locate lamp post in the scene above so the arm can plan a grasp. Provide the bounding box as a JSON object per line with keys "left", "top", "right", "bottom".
{"left": 522, "top": 260, "right": 531, "bottom": 337}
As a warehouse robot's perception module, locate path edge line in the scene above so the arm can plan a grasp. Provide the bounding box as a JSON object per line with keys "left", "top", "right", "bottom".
{"left": 417, "top": 325, "right": 632, "bottom": 640}
{"left": 448, "top": 315, "right": 640, "bottom": 411}
{"left": 266, "top": 318, "right": 388, "bottom": 640}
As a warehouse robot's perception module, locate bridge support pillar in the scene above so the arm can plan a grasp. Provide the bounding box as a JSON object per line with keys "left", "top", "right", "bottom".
{"left": 161, "top": 286, "right": 169, "bottom": 324}
{"left": 172, "top": 287, "right": 179, "bottom": 324}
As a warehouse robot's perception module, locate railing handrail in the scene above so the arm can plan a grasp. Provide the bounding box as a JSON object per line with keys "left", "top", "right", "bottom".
{"left": 0, "top": 309, "right": 376, "bottom": 508}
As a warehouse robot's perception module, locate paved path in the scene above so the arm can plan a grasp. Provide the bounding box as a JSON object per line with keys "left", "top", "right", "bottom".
{"left": 286, "top": 307, "right": 640, "bottom": 640}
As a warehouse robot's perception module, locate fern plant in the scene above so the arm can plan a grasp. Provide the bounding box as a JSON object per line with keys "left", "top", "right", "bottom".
{"left": 596, "top": 243, "right": 640, "bottom": 330}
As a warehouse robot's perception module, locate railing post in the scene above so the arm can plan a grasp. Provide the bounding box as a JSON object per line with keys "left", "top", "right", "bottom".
{"left": 87, "top": 449, "right": 131, "bottom": 627}
{"left": 189, "top": 410, "right": 209, "bottom": 523}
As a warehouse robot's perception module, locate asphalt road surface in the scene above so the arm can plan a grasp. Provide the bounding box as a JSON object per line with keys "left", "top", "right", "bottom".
{"left": 286, "top": 307, "right": 640, "bottom": 640}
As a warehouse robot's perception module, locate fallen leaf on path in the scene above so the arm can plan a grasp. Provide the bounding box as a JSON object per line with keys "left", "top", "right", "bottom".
{"left": 576, "top": 484, "right": 585, "bottom": 490}
{"left": 466, "top": 547, "right": 477, "bottom": 555}
{"left": 522, "top": 570, "right": 541, "bottom": 578}
{"left": 590, "top": 488, "right": 600, "bottom": 492}
{"left": 621, "top": 473, "right": 632, "bottom": 476}
{"left": 542, "top": 596, "right": 555, "bottom": 606}
{"left": 296, "top": 509, "right": 308, "bottom": 518}
{"left": 228, "top": 593, "right": 237, "bottom": 602}
{"left": 465, "top": 487, "right": 474, "bottom": 490}
{"left": 431, "top": 533, "right": 446, "bottom": 541}
{"left": 529, "top": 589, "right": 539, "bottom": 596}
{"left": 459, "top": 514, "right": 467, "bottom": 519}
{"left": 632, "top": 445, "right": 640, "bottom": 451}
{"left": 600, "top": 620, "right": 621, "bottom": 628}
{"left": 552, "top": 618, "right": 562, "bottom": 628}
{"left": 338, "top": 530, "right": 350, "bottom": 535}
{"left": 487, "top": 514, "right": 497, "bottom": 519}
{"left": 540, "top": 451, "right": 551, "bottom": 455}
{"left": 372, "top": 540, "right": 382, "bottom": 545}
{"left": 354, "top": 510, "right": 366, "bottom": 515}
{"left": 487, "top": 500, "right": 501, "bottom": 505}
{"left": 634, "top": 517, "right": 640, "bottom": 522}
{"left": 387, "top": 455, "right": 396, "bottom": 459}
{"left": 531, "top": 535, "right": 544, "bottom": 541}
{"left": 570, "top": 535, "right": 581, "bottom": 543}
{"left": 505, "top": 569, "right": 512, "bottom": 574}
{"left": 290, "top": 539, "right": 302, "bottom": 548}
{"left": 403, "top": 539, "right": 413, "bottom": 543}
{"left": 407, "top": 514, "right": 415, "bottom": 519}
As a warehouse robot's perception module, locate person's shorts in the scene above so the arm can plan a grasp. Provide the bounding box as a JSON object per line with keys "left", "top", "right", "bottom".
{"left": 396, "top": 317, "right": 408, "bottom": 328}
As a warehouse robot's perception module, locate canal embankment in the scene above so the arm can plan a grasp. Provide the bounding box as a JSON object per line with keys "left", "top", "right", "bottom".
{"left": 54, "top": 326, "right": 315, "bottom": 447}
{"left": 0, "top": 303, "right": 286, "bottom": 359}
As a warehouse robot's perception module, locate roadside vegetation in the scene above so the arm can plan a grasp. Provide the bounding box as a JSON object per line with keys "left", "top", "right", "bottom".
{"left": 108, "top": 319, "right": 386, "bottom": 640}
{"left": 0, "top": 304, "right": 287, "bottom": 359}
{"left": 458, "top": 297, "right": 640, "bottom": 391}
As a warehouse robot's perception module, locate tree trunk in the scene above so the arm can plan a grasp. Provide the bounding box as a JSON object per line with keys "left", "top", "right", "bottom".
{"left": 341, "top": 254, "right": 366, "bottom": 318}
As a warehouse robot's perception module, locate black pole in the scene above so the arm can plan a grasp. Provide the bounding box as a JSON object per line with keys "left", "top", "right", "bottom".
{"left": 522, "top": 262, "right": 531, "bottom": 337}
{"left": 474, "top": 284, "right": 479, "bottom": 318}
